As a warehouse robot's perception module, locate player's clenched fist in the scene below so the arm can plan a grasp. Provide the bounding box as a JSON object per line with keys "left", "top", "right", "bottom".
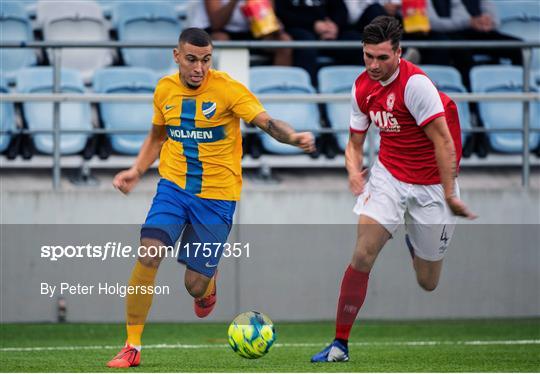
{"left": 445, "top": 195, "right": 477, "bottom": 220}
{"left": 290, "top": 132, "right": 316, "bottom": 153}
{"left": 113, "top": 167, "right": 141, "bottom": 195}
{"left": 348, "top": 169, "right": 368, "bottom": 196}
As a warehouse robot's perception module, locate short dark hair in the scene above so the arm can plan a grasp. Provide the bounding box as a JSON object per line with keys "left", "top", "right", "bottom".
{"left": 179, "top": 27, "right": 213, "bottom": 47}
{"left": 363, "top": 16, "right": 402, "bottom": 51}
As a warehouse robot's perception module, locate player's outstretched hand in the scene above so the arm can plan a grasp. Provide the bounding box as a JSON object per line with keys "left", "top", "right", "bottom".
{"left": 290, "top": 132, "right": 316, "bottom": 153}
{"left": 349, "top": 169, "right": 368, "bottom": 196}
{"left": 446, "top": 196, "right": 477, "bottom": 220}
{"left": 113, "top": 167, "right": 141, "bottom": 195}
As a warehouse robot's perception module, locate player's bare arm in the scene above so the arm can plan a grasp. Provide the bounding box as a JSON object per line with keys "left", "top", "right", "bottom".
{"left": 423, "top": 117, "right": 477, "bottom": 219}
{"left": 112, "top": 125, "right": 167, "bottom": 195}
{"left": 250, "top": 111, "right": 315, "bottom": 153}
{"left": 345, "top": 132, "right": 368, "bottom": 195}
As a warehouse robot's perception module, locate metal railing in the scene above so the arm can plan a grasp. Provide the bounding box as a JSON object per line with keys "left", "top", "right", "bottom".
{"left": 1, "top": 40, "right": 539, "bottom": 190}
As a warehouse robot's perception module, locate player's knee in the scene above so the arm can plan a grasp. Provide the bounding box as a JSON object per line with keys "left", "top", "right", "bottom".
{"left": 138, "top": 238, "right": 165, "bottom": 268}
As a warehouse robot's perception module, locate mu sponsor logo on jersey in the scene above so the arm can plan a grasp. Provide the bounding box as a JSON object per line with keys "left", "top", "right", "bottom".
{"left": 369, "top": 110, "right": 401, "bottom": 132}
{"left": 369, "top": 92, "right": 400, "bottom": 132}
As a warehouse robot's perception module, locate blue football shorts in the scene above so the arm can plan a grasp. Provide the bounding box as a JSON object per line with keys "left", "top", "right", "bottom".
{"left": 140, "top": 178, "right": 236, "bottom": 278}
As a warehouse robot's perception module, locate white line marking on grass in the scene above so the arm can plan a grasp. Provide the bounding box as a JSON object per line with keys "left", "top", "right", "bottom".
{"left": 1, "top": 340, "right": 539, "bottom": 352}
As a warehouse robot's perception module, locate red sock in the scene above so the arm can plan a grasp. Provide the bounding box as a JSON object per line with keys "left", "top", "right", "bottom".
{"left": 335, "top": 265, "right": 370, "bottom": 341}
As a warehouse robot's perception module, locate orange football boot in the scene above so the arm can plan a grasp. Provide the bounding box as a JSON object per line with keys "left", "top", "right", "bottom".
{"left": 194, "top": 271, "right": 218, "bottom": 318}
{"left": 107, "top": 343, "right": 140, "bottom": 368}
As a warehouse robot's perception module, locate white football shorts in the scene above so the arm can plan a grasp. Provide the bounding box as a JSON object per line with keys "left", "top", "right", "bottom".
{"left": 353, "top": 159, "right": 459, "bottom": 261}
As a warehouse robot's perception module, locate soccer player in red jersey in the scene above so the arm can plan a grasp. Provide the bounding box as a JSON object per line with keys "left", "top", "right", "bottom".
{"left": 311, "top": 16, "right": 476, "bottom": 362}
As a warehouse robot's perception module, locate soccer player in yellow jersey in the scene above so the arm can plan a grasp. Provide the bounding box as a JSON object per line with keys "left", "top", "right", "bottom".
{"left": 107, "top": 28, "right": 315, "bottom": 368}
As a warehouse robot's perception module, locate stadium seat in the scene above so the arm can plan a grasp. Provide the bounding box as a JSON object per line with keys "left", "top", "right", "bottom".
{"left": 105, "top": 0, "right": 189, "bottom": 21}
{"left": 470, "top": 65, "right": 540, "bottom": 153}
{"left": 494, "top": 0, "right": 540, "bottom": 69}
{"left": 37, "top": 0, "right": 113, "bottom": 83}
{"left": 175, "top": 0, "right": 193, "bottom": 19}
{"left": 94, "top": 0, "right": 115, "bottom": 18}
{"left": 17, "top": 0, "right": 37, "bottom": 19}
{"left": 115, "top": 2, "right": 183, "bottom": 76}
{"left": 0, "top": 2, "right": 36, "bottom": 83}
{"left": 420, "top": 65, "right": 472, "bottom": 147}
{"left": 0, "top": 76, "right": 16, "bottom": 154}
{"left": 16, "top": 67, "right": 93, "bottom": 155}
{"left": 494, "top": 1, "right": 540, "bottom": 24}
{"left": 250, "top": 67, "right": 321, "bottom": 155}
{"left": 93, "top": 67, "right": 157, "bottom": 155}
{"left": 318, "top": 66, "right": 381, "bottom": 154}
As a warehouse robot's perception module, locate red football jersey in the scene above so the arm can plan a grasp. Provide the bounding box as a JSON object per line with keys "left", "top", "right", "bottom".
{"left": 350, "top": 59, "right": 462, "bottom": 185}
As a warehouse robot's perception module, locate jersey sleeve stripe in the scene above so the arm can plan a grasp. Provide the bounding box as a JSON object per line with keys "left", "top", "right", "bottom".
{"left": 350, "top": 83, "right": 370, "bottom": 132}
{"left": 418, "top": 112, "right": 445, "bottom": 127}
{"left": 350, "top": 127, "right": 369, "bottom": 133}
{"left": 246, "top": 109, "right": 266, "bottom": 124}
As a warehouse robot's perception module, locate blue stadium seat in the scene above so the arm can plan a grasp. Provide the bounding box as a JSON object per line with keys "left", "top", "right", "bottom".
{"left": 494, "top": 0, "right": 540, "bottom": 69}
{"left": 175, "top": 0, "right": 192, "bottom": 19}
{"left": 106, "top": 0, "right": 188, "bottom": 20}
{"left": 16, "top": 68, "right": 93, "bottom": 155}
{"left": 0, "top": 76, "right": 16, "bottom": 153}
{"left": 250, "top": 67, "right": 320, "bottom": 155}
{"left": 470, "top": 65, "right": 540, "bottom": 153}
{"left": 115, "top": 2, "right": 183, "bottom": 76}
{"left": 317, "top": 66, "right": 381, "bottom": 154}
{"left": 94, "top": 0, "right": 115, "bottom": 18}
{"left": 0, "top": 2, "right": 36, "bottom": 83}
{"left": 494, "top": 1, "right": 540, "bottom": 24}
{"left": 535, "top": 69, "right": 540, "bottom": 86}
{"left": 93, "top": 67, "right": 157, "bottom": 155}
{"left": 420, "top": 65, "right": 472, "bottom": 146}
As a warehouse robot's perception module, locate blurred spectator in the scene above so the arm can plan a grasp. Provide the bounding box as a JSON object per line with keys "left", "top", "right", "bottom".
{"left": 396, "top": 0, "right": 450, "bottom": 65}
{"left": 343, "top": 0, "right": 424, "bottom": 63}
{"left": 344, "top": 0, "right": 400, "bottom": 34}
{"left": 190, "top": 0, "right": 292, "bottom": 66}
{"left": 275, "top": 0, "right": 363, "bottom": 85}
{"left": 428, "top": 0, "right": 522, "bottom": 86}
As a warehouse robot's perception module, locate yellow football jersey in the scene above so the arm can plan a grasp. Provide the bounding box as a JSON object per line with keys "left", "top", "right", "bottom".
{"left": 152, "top": 69, "right": 265, "bottom": 201}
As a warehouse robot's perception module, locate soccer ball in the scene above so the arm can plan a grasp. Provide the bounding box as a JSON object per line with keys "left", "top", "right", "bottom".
{"left": 227, "top": 311, "right": 276, "bottom": 359}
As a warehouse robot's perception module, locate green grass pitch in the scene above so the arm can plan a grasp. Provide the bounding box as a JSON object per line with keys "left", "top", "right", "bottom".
{"left": 1, "top": 319, "right": 539, "bottom": 372}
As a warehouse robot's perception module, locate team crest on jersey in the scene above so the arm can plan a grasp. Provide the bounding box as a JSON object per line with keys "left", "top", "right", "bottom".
{"left": 202, "top": 101, "right": 217, "bottom": 119}
{"left": 386, "top": 93, "right": 395, "bottom": 111}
